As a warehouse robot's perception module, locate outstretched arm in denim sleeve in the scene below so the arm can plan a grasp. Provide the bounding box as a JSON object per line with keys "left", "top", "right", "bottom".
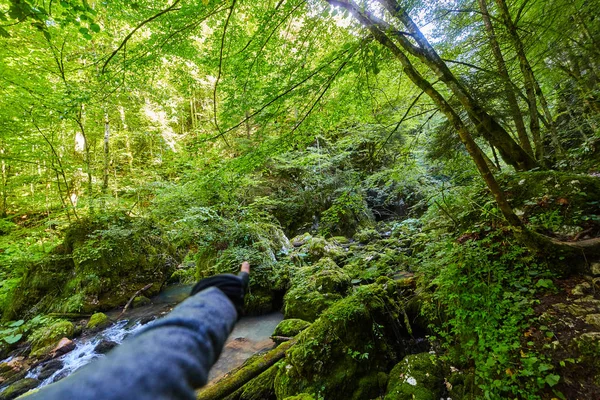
{"left": 28, "top": 263, "right": 251, "bottom": 400}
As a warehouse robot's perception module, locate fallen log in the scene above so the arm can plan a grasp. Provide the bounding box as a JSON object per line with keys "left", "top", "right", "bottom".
{"left": 196, "top": 338, "right": 296, "bottom": 400}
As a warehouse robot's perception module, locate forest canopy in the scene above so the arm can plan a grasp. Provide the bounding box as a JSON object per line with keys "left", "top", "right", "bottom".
{"left": 0, "top": 0, "right": 599, "bottom": 398}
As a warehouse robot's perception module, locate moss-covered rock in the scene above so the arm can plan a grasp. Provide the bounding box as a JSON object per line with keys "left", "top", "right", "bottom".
{"left": 0, "top": 378, "right": 38, "bottom": 399}
{"left": 168, "top": 267, "right": 197, "bottom": 284}
{"left": 273, "top": 319, "right": 311, "bottom": 338}
{"left": 283, "top": 258, "right": 350, "bottom": 321}
{"left": 384, "top": 353, "right": 443, "bottom": 400}
{"left": 86, "top": 312, "right": 110, "bottom": 330}
{"left": 3, "top": 215, "right": 177, "bottom": 320}
{"left": 351, "top": 372, "right": 388, "bottom": 400}
{"left": 28, "top": 320, "right": 74, "bottom": 357}
{"left": 132, "top": 296, "right": 151, "bottom": 308}
{"left": 275, "top": 279, "right": 408, "bottom": 399}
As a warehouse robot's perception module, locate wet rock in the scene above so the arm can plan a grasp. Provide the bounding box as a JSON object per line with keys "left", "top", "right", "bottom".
{"left": 384, "top": 353, "right": 443, "bottom": 400}
{"left": 51, "top": 369, "right": 70, "bottom": 383}
{"left": 591, "top": 262, "right": 600, "bottom": 276}
{"left": 38, "top": 359, "right": 64, "bottom": 380}
{"left": 94, "top": 340, "right": 118, "bottom": 354}
{"left": 132, "top": 296, "right": 151, "bottom": 308}
{"left": 86, "top": 312, "right": 111, "bottom": 330}
{"left": 0, "top": 378, "right": 39, "bottom": 399}
{"left": 140, "top": 316, "right": 156, "bottom": 325}
{"left": 48, "top": 338, "right": 75, "bottom": 359}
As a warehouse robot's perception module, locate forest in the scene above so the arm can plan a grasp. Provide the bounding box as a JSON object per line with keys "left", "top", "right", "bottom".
{"left": 0, "top": 0, "right": 599, "bottom": 398}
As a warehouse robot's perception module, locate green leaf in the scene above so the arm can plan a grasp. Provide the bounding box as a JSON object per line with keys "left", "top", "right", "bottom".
{"left": 90, "top": 23, "right": 100, "bottom": 33}
{"left": 0, "top": 26, "right": 10, "bottom": 38}
{"left": 3, "top": 333, "right": 22, "bottom": 344}
{"left": 545, "top": 374, "right": 560, "bottom": 387}
{"left": 79, "top": 27, "right": 89, "bottom": 35}
{"left": 8, "top": 320, "right": 24, "bottom": 327}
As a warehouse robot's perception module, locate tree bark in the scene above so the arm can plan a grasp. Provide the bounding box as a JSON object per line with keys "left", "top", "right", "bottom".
{"left": 494, "top": 0, "right": 544, "bottom": 160}
{"left": 477, "top": 0, "right": 533, "bottom": 157}
{"left": 102, "top": 112, "right": 110, "bottom": 197}
{"left": 326, "top": 0, "right": 524, "bottom": 227}
{"left": 372, "top": 0, "right": 537, "bottom": 171}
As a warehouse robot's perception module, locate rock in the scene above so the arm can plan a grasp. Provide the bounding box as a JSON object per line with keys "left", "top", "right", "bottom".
{"left": 94, "top": 340, "right": 118, "bottom": 354}
{"left": 351, "top": 372, "right": 388, "bottom": 400}
{"left": 50, "top": 338, "right": 75, "bottom": 358}
{"left": 275, "top": 279, "right": 408, "bottom": 400}
{"left": 552, "top": 302, "right": 588, "bottom": 317}
{"left": 574, "top": 332, "right": 600, "bottom": 368}
{"left": 283, "top": 395, "right": 315, "bottom": 400}
{"left": 86, "top": 312, "right": 111, "bottom": 330}
{"left": 0, "top": 378, "right": 39, "bottom": 400}
{"left": 139, "top": 316, "right": 156, "bottom": 325}
{"left": 38, "top": 359, "right": 64, "bottom": 380}
{"left": 585, "top": 314, "right": 600, "bottom": 329}
{"left": 273, "top": 319, "right": 311, "bottom": 338}
{"left": 29, "top": 320, "right": 75, "bottom": 358}
{"left": 132, "top": 296, "right": 151, "bottom": 308}
{"left": 384, "top": 353, "right": 443, "bottom": 400}
{"left": 572, "top": 282, "right": 591, "bottom": 296}
{"left": 284, "top": 258, "right": 350, "bottom": 321}
{"left": 591, "top": 262, "right": 600, "bottom": 276}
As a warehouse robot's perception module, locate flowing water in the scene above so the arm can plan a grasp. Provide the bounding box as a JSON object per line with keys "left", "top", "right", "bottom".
{"left": 21, "top": 284, "right": 283, "bottom": 390}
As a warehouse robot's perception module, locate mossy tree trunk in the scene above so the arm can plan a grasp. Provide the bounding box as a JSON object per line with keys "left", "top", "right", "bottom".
{"left": 373, "top": 0, "right": 538, "bottom": 172}
{"left": 477, "top": 0, "right": 533, "bottom": 157}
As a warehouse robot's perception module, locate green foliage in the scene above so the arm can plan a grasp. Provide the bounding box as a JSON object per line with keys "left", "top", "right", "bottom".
{"left": 418, "top": 230, "right": 558, "bottom": 398}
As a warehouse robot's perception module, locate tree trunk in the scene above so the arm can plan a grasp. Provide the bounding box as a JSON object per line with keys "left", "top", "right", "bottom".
{"left": 1, "top": 147, "right": 7, "bottom": 218}
{"left": 103, "top": 112, "right": 110, "bottom": 197}
{"left": 477, "top": 0, "right": 533, "bottom": 157}
{"left": 494, "top": 0, "right": 544, "bottom": 160}
{"left": 373, "top": 0, "right": 537, "bottom": 171}
{"left": 326, "top": 0, "right": 523, "bottom": 227}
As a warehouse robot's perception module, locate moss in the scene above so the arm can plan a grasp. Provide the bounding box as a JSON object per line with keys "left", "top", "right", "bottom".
{"left": 168, "top": 267, "right": 197, "bottom": 284}
{"left": 351, "top": 372, "right": 388, "bottom": 400}
{"left": 86, "top": 312, "right": 110, "bottom": 330}
{"left": 235, "top": 363, "right": 279, "bottom": 400}
{"left": 3, "top": 214, "right": 177, "bottom": 320}
{"left": 132, "top": 296, "right": 151, "bottom": 308}
{"left": 384, "top": 353, "right": 443, "bottom": 400}
{"left": 283, "top": 395, "right": 315, "bottom": 400}
{"left": 273, "top": 319, "right": 311, "bottom": 337}
{"left": 284, "top": 258, "right": 350, "bottom": 321}
{"left": 275, "top": 279, "right": 408, "bottom": 400}
{"left": 354, "top": 228, "right": 380, "bottom": 243}
{"left": 0, "top": 378, "right": 39, "bottom": 399}
{"left": 28, "top": 319, "right": 74, "bottom": 357}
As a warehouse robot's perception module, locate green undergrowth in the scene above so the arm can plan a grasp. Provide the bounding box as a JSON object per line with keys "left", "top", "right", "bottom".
{"left": 417, "top": 229, "right": 562, "bottom": 399}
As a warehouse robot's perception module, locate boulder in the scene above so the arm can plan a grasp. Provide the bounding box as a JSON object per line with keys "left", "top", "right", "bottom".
{"left": 384, "top": 353, "right": 443, "bottom": 400}
{"left": 38, "top": 359, "right": 64, "bottom": 381}
{"left": 284, "top": 258, "right": 351, "bottom": 322}
{"left": 50, "top": 338, "right": 75, "bottom": 358}
{"left": 86, "top": 313, "right": 110, "bottom": 330}
{"left": 94, "top": 340, "right": 118, "bottom": 354}
{"left": 275, "top": 279, "right": 408, "bottom": 400}
{"left": 0, "top": 378, "right": 39, "bottom": 400}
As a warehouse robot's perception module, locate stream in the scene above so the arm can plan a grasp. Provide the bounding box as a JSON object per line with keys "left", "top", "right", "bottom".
{"left": 21, "top": 284, "right": 283, "bottom": 391}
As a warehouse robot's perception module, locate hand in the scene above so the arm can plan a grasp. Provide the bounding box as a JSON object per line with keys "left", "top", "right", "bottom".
{"left": 190, "top": 262, "right": 251, "bottom": 316}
